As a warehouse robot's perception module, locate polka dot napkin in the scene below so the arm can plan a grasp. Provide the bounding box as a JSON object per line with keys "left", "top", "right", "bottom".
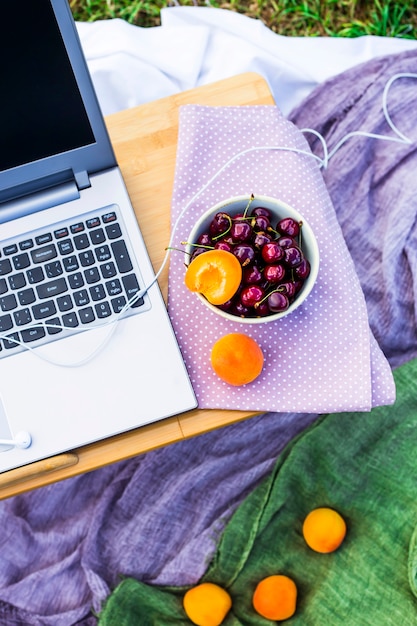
{"left": 167, "top": 105, "right": 395, "bottom": 413}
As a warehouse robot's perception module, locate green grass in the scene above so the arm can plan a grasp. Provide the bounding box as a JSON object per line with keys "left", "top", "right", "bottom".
{"left": 70, "top": 0, "right": 417, "bottom": 38}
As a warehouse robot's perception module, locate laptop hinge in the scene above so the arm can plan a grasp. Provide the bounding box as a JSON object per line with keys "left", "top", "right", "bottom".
{"left": 0, "top": 170, "right": 91, "bottom": 225}
{"left": 74, "top": 170, "right": 90, "bottom": 190}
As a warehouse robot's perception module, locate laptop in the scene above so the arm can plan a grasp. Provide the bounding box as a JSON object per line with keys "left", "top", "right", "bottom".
{"left": 0, "top": 0, "right": 197, "bottom": 473}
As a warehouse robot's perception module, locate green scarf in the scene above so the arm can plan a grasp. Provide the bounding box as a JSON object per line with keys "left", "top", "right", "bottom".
{"left": 99, "top": 357, "right": 417, "bottom": 624}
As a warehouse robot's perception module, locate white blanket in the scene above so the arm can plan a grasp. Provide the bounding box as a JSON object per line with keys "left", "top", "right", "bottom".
{"left": 76, "top": 6, "right": 417, "bottom": 116}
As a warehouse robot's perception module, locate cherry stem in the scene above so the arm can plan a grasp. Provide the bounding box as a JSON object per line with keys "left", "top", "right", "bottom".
{"left": 180, "top": 241, "right": 214, "bottom": 250}
{"left": 254, "top": 285, "right": 285, "bottom": 308}
{"left": 212, "top": 214, "right": 233, "bottom": 241}
{"left": 242, "top": 193, "right": 255, "bottom": 219}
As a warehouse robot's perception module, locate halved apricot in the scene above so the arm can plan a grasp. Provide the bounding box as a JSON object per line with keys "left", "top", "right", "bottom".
{"left": 184, "top": 249, "right": 242, "bottom": 306}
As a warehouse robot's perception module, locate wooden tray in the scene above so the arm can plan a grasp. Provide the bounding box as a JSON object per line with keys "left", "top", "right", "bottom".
{"left": 0, "top": 72, "right": 275, "bottom": 498}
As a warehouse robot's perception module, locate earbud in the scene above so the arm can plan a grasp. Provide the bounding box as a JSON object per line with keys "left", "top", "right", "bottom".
{"left": 0, "top": 431, "right": 32, "bottom": 449}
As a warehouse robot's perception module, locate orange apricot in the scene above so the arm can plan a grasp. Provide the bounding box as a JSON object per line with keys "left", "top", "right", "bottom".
{"left": 302, "top": 507, "right": 347, "bottom": 553}
{"left": 252, "top": 574, "right": 297, "bottom": 621}
{"left": 184, "top": 249, "right": 242, "bottom": 306}
{"left": 210, "top": 333, "right": 264, "bottom": 386}
{"left": 183, "top": 582, "right": 232, "bottom": 626}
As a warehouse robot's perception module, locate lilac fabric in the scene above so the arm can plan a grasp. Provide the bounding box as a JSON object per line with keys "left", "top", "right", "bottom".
{"left": 167, "top": 105, "right": 394, "bottom": 413}
{"left": 288, "top": 48, "right": 417, "bottom": 369}
{"left": 0, "top": 48, "right": 415, "bottom": 625}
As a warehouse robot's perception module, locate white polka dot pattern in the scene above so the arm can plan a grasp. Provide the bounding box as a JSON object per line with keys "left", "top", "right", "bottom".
{"left": 167, "top": 105, "right": 395, "bottom": 413}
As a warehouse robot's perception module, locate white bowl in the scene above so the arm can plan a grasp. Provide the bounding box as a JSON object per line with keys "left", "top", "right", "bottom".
{"left": 185, "top": 194, "right": 320, "bottom": 324}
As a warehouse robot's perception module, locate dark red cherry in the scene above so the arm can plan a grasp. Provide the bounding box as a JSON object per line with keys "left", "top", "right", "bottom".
{"left": 240, "top": 285, "right": 264, "bottom": 307}
{"left": 263, "top": 264, "right": 285, "bottom": 284}
{"left": 251, "top": 215, "right": 270, "bottom": 232}
{"left": 231, "top": 221, "right": 252, "bottom": 242}
{"left": 252, "top": 207, "right": 271, "bottom": 219}
{"left": 277, "top": 236, "right": 296, "bottom": 249}
{"left": 267, "top": 291, "right": 289, "bottom": 312}
{"left": 261, "top": 242, "right": 284, "bottom": 264}
{"left": 190, "top": 248, "right": 207, "bottom": 262}
{"left": 277, "top": 217, "right": 301, "bottom": 238}
{"left": 214, "top": 241, "right": 233, "bottom": 253}
{"left": 277, "top": 282, "right": 296, "bottom": 298}
{"left": 197, "top": 233, "right": 212, "bottom": 246}
{"left": 294, "top": 258, "right": 311, "bottom": 279}
{"left": 283, "top": 246, "right": 303, "bottom": 268}
{"left": 209, "top": 212, "right": 231, "bottom": 237}
{"left": 243, "top": 265, "right": 263, "bottom": 284}
{"left": 231, "top": 300, "right": 250, "bottom": 317}
{"left": 253, "top": 232, "right": 272, "bottom": 249}
{"left": 233, "top": 244, "right": 256, "bottom": 266}
{"left": 255, "top": 301, "right": 270, "bottom": 316}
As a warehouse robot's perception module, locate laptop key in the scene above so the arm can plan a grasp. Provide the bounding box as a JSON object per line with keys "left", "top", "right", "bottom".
{"left": 68, "top": 272, "right": 84, "bottom": 289}
{"left": 46, "top": 317, "right": 62, "bottom": 335}
{"left": 79, "top": 307, "right": 95, "bottom": 324}
{"left": 9, "top": 273, "right": 26, "bottom": 290}
{"left": 57, "top": 295, "right": 73, "bottom": 312}
{"left": 95, "top": 302, "right": 111, "bottom": 318}
{"left": 37, "top": 277, "right": 67, "bottom": 299}
{"left": 31, "top": 243, "right": 57, "bottom": 263}
{"left": 12, "top": 253, "right": 30, "bottom": 270}
{"left": 111, "top": 240, "right": 133, "bottom": 273}
{"left": 0, "top": 314, "right": 13, "bottom": 332}
{"left": 62, "top": 312, "right": 79, "bottom": 328}
{"left": 0, "top": 259, "right": 12, "bottom": 276}
{"left": 21, "top": 327, "right": 46, "bottom": 343}
{"left": 0, "top": 294, "right": 17, "bottom": 312}
{"left": 33, "top": 301, "right": 57, "bottom": 320}
{"left": 14, "top": 308, "right": 32, "bottom": 326}
{"left": 3, "top": 333, "right": 20, "bottom": 349}
{"left": 122, "top": 274, "right": 143, "bottom": 307}
{"left": 18, "top": 288, "right": 36, "bottom": 306}
{"left": 0, "top": 279, "right": 8, "bottom": 295}
{"left": 27, "top": 267, "right": 45, "bottom": 284}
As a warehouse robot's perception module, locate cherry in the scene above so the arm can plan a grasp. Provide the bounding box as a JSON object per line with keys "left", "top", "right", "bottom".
{"left": 252, "top": 207, "right": 271, "bottom": 219}
{"left": 277, "top": 217, "right": 301, "bottom": 238}
{"left": 255, "top": 301, "right": 270, "bottom": 316}
{"left": 277, "top": 236, "right": 296, "bottom": 249}
{"left": 233, "top": 244, "right": 256, "bottom": 266}
{"left": 294, "top": 258, "right": 311, "bottom": 279}
{"left": 209, "top": 212, "right": 231, "bottom": 237}
{"left": 243, "top": 265, "right": 263, "bottom": 284}
{"left": 263, "top": 264, "right": 285, "bottom": 284}
{"left": 240, "top": 285, "right": 264, "bottom": 308}
{"left": 283, "top": 246, "right": 303, "bottom": 268}
{"left": 197, "top": 233, "right": 212, "bottom": 246}
{"left": 277, "top": 281, "right": 296, "bottom": 298}
{"left": 190, "top": 248, "right": 207, "bottom": 261}
{"left": 231, "top": 300, "right": 250, "bottom": 317}
{"left": 231, "top": 221, "right": 252, "bottom": 242}
{"left": 253, "top": 232, "right": 272, "bottom": 249}
{"left": 261, "top": 242, "right": 284, "bottom": 264}
{"left": 214, "top": 241, "right": 233, "bottom": 253}
{"left": 251, "top": 215, "right": 270, "bottom": 232}
{"left": 267, "top": 291, "right": 289, "bottom": 312}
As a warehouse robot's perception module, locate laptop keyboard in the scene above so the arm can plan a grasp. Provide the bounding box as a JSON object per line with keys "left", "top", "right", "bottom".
{"left": 0, "top": 204, "right": 149, "bottom": 359}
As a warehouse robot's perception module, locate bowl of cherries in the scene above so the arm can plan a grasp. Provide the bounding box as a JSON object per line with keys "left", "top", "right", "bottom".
{"left": 184, "top": 194, "right": 319, "bottom": 323}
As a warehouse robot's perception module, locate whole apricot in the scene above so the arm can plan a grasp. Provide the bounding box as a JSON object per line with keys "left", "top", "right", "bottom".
{"left": 183, "top": 582, "right": 232, "bottom": 626}
{"left": 252, "top": 574, "right": 297, "bottom": 621}
{"left": 210, "top": 333, "right": 264, "bottom": 386}
{"left": 302, "top": 507, "right": 347, "bottom": 553}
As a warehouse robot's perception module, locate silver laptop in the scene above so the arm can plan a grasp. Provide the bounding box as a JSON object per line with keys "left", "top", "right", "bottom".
{"left": 0, "top": 0, "right": 197, "bottom": 472}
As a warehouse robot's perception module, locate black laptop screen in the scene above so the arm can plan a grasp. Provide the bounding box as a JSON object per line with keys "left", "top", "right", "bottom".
{"left": 0, "top": 1, "right": 95, "bottom": 173}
